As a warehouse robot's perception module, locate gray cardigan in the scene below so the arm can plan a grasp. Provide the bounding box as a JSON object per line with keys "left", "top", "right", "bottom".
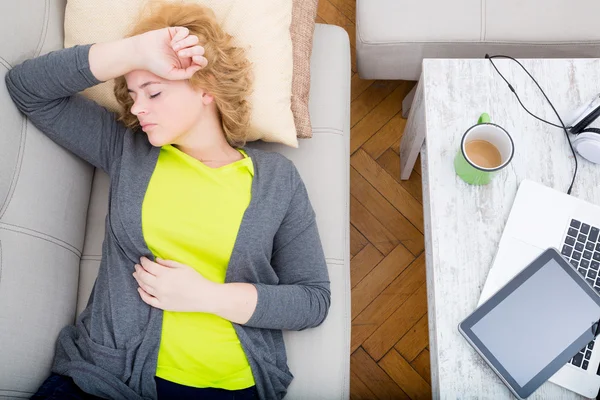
{"left": 5, "top": 44, "right": 331, "bottom": 400}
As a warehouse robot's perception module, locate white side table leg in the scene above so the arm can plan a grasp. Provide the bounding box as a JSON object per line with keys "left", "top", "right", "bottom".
{"left": 399, "top": 76, "right": 426, "bottom": 180}
{"left": 401, "top": 83, "right": 417, "bottom": 118}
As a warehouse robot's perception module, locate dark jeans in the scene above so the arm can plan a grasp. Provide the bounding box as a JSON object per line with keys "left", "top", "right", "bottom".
{"left": 30, "top": 373, "right": 103, "bottom": 399}
{"left": 154, "top": 376, "right": 258, "bottom": 399}
{"left": 30, "top": 373, "right": 258, "bottom": 400}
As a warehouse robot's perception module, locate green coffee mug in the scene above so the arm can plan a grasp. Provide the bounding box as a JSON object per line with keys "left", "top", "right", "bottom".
{"left": 454, "top": 113, "right": 514, "bottom": 185}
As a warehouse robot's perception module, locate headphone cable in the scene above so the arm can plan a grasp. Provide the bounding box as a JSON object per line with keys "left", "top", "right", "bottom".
{"left": 485, "top": 54, "right": 578, "bottom": 195}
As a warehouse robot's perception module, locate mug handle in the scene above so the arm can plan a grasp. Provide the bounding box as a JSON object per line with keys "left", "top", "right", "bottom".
{"left": 478, "top": 113, "right": 491, "bottom": 124}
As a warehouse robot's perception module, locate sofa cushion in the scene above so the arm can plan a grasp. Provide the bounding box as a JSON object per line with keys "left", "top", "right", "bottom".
{"left": 0, "top": 0, "right": 66, "bottom": 66}
{"left": 358, "top": 0, "right": 481, "bottom": 43}
{"left": 356, "top": 0, "right": 600, "bottom": 80}
{"left": 486, "top": 0, "right": 600, "bottom": 42}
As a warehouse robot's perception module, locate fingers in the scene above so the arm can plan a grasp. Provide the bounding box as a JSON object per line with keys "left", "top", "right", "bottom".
{"left": 175, "top": 45, "right": 207, "bottom": 69}
{"left": 138, "top": 287, "right": 160, "bottom": 308}
{"left": 139, "top": 257, "right": 159, "bottom": 276}
{"left": 169, "top": 26, "right": 189, "bottom": 45}
{"left": 176, "top": 45, "right": 205, "bottom": 59}
{"left": 133, "top": 262, "right": 157, "bottom": 290}
{"left": 135, "top": 257, "right": 158, "bottom": 275}
{"left": 156, "top": 258, "right": 182, "bottom": 268}
{"left": 170, "top": 28, "right": 204, "bottom": 61}
{"left": 166, "top": 27, "right": 208, "bottom": 77}
{"left": 192, "top": 55, "right": 208, "bottom": 69}
{"left": 172, "top": 34, "right": 199, "bottom": 51}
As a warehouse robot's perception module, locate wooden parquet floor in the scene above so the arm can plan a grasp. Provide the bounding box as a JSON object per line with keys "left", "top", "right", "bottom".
{"left": 315, "top": 1, "right": 431, "bottom": 399}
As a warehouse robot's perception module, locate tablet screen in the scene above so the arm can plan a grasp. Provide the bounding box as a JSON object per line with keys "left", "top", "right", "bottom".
{"left": 471, "top": 257, "right": 600, "bottom": 387}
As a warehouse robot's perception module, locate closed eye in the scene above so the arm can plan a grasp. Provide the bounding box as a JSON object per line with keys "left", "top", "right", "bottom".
{"left": 150, "top": 93, "right": 161, "bottom": 99}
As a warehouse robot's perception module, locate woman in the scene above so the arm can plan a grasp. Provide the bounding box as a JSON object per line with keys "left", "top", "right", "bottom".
{"left": 6, "top": 2, "right": 330, "bottom": 400}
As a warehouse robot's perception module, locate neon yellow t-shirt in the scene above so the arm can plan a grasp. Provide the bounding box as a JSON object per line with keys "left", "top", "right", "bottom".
{"left": 141, "top": 144, "right": 255, "bottom": 389}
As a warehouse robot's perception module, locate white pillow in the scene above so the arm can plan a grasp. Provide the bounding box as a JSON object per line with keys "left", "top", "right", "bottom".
{"left": 64, "top": 0, "right": 298, "bottom": 148}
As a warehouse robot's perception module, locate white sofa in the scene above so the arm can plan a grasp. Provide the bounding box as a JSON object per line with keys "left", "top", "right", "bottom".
{"left": 0, "top": 0, "right": 351, "bottom": 398}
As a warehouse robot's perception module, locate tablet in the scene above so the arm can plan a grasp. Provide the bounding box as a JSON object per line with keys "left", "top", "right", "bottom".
{"left": 459, "top": 248, "right": 600, "bottom": 399}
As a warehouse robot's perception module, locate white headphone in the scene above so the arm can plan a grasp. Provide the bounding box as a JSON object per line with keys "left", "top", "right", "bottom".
{"left": 571, "top": 132, "right": 600, "bottom": 164}
{"left": 568, "top": 95, "right": 600, "bottom": 165}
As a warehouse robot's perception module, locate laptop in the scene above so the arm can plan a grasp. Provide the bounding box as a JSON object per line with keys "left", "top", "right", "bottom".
{"left": 479, "top": 179, "right": 600, "bottom": 398}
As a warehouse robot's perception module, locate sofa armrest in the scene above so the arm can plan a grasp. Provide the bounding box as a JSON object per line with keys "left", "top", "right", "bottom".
{"left": 309, "top": 24, "right": 351, "bottom": 138}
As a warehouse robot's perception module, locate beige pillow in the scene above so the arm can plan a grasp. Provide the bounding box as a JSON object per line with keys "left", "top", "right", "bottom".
{"left": 64, "top": 0, "right": 298, "bottom": 148}
{"left": 290, "top": 0, "right": 318, "bottom": 139}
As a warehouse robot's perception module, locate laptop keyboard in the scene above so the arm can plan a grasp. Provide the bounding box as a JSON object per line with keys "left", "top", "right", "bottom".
{"left": 561, "top": 218, "right": 600, "bottom": 372}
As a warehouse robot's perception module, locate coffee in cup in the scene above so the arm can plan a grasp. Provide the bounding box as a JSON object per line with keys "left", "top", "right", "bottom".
{"left": 464, "top": 140, "right": 502, "bottom": 169}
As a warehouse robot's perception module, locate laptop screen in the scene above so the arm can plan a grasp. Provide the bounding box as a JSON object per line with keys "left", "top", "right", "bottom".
{"left": 471, "top": 257, "right": 600, "bottom": 386}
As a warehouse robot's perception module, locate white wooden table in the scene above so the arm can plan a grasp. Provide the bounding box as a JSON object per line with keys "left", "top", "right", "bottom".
{"left": 401, "top": 59, "right": 600, "bottom": 399}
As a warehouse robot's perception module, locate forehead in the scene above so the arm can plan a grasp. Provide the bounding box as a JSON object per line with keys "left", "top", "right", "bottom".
{"left": 124, "top": 69, "right": 163, "bottom": 86}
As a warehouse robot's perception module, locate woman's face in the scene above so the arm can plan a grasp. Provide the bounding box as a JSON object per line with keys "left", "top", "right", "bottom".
{"left": 124, "top": 69, "right": 211, "bottom": 147}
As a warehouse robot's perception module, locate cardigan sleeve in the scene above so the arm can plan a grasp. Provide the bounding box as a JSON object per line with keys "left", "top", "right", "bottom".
{"left": 5, "top": 44, "right": 125, "bottom": 174}
{"left": 245, "top": 165, "right": 331, "bottom": 331}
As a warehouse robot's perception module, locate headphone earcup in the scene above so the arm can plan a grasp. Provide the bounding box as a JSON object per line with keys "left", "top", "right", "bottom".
{"left": 572, "top": 132, "right": 600, "bottom": 164}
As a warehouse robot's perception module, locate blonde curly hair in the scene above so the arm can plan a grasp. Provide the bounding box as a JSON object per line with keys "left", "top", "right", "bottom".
{"left": 113, "top": 0, "right": 253, "bottom": 147}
